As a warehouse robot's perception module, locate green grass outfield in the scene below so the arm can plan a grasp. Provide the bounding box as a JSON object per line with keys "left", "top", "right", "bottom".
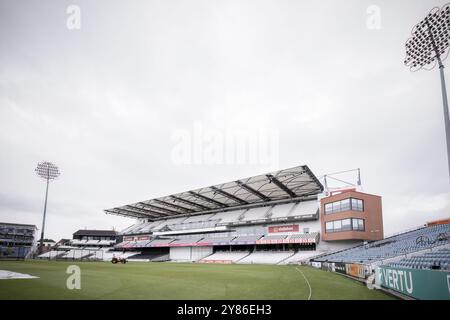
{"left": 0, "top": 260, "right": 394, "bottom": 300}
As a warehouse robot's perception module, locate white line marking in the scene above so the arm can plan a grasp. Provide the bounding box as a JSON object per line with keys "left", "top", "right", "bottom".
{"left": 296, "top": 267, "right": 312, "bottom": 300}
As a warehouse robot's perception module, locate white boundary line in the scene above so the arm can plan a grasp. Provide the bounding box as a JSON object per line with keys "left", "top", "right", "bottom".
{"left": 295, "top": 267, "right": 312, "bottom": 300}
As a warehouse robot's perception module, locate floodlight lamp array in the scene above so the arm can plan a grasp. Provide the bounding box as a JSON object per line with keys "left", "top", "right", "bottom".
{"left": 35, "top": 161, "right": 60, "bottom": 180}
{"left": 404, "top": 4, "right": 450, "bottom": 71}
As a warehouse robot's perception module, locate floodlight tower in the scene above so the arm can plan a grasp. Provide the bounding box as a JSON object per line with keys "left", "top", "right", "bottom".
{"left": 35, "top": 161, "right": 60, "bottom": 251}
{"left": 404, "top": 4, "right": 450, "bottom": 180}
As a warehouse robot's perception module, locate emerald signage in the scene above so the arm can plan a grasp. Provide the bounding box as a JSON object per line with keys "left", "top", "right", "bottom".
{"left": 376, "top": 265, "right": 450, "bottom": 300}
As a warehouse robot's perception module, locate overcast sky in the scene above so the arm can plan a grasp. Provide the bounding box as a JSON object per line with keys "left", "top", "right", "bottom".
{"left": 1, "top": 0, "right": 449, "bottom": 241}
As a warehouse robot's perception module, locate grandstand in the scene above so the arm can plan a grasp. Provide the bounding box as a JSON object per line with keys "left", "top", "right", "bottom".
{"left": 314, "top": 222, "right": 450, "bottom": 265}
{"left": 0, "top": 222, "right": 36, "bottom": 259}
{"left": 388, "top": 247, "right": 450, "bottom": 270}
{"left": 103, "top": 165, "right": 384, "bottom": 265}
{"left": 37, "top": 229, "right": 121, "bottom": 261}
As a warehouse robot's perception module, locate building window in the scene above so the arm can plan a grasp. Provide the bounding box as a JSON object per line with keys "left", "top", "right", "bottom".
{"left": 324, "top": 198, "right": 364, "bottom": 214}
{"left": 325, "top": 218, "right": 365, "bottom": 233}
{"left": 342, "top": 218, "right": 352, "bottom": 231}
{"left": 333, "top": 220, "right": 342, "bottom": 232}
{"left": 351, "top": 198, "right": 364, "bottom": 211}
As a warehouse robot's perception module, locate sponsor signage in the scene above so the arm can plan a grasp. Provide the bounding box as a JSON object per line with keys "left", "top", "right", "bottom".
{"left": 199, "top": 260, "right": 233, "bottom": 264}
{"left": 311, "top": 261, "right": 321, "bottom": 268}
{"left": 268, "top": 224, "right": 299, "bottom": 233}
{"left": 345, "top": 263, "right": 367, "bottom": 279}
{"left": 256, "top": 237, "right": 316, "bottom": 245}
{"left": 376, "top": 265, "right": 450, "bottom": 300}
{"left": 334, "top": 262, "right": 346, "bottom": 275}
{"left": 123, "top": 237, "right": 134, "bottom": 241}
{"left": 137, "top": 236, "right": 150, "bottom": 241}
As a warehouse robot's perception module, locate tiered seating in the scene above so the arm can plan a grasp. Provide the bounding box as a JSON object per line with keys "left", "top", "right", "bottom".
{"left": 135, "top": 221, "right": 163, "bottom": 233}
{"left": 168, "top": 220, "right": 217, "bottom": 231}
{"left": 232, "top": 235, "right": 263, "bottom": 243}
{"left": 98, "top": 240, "right": 115, "bottom": 246}
{"left": 101, "top": 249, "right": 141, "bottom": 261}
{"left": 200, "top": 251, "right": 250, "bottom": 263}
{"left": 288, "top": 233, "right": 319, "bottom": 241}
{"left": 388, "top": 247, "right": 450, "bottom": 270}
{"left": 267, "top": 203, "right": 295, "bottom": 219}
{"left": 127, "top": 252, "right": 170, "bottom": 262}
{"left": 183, "top": 214, "right": 214, "bottom": 224}
{"left": 238, "top": 251, "right": 295, "bottom": 264}
{"left": 170, "top": 237, "right": 203, "bottom": 245}
{"left": 62, "top": 249, "right": 93, "bottom": 259}
{"left": 119, "top": 201, "right": 320, "bottom": 236}
{"left": 120, "top": 221, "right": 144, "bottom": 234}
{"left": 128, "top": 240, "right": 152, "bottom": 248}
{"left": 210, "top": 210, "right": 246, "bottom": 224}
{"left": 37, "top": 250, "right": 67, "bottom": 259}
{"left": 289, "top": 200, "right": 319, "bottom": 217}
{"left": 260, "top": 235, "right": 287, "bottom": 241}
{"left": 70, "top": 239, "right": 87, "bottom": 245}
{"left": 316, "top": 223, "right": 450, "bottom": 264}
{"left": 241, "top": 207, "right": 271, "bottom": 222}
{"left": 153, "top": 217, "right": 188, "bottom": 231}
{"left": 149, "top": 238, "right": 175, "bottom": 245}
{"left": 198, "top": 236, "right": 236, "bottom": 244}
{"left": 281, "top": 251, "right": 324, "bottom": 264}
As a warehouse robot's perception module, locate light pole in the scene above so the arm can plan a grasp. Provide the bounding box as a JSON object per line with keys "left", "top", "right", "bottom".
{"left": 404, "top": 4, "right": 450, "bottom": 180}
{"left": 35, "top": 161, "right": 60, "bottom": 252}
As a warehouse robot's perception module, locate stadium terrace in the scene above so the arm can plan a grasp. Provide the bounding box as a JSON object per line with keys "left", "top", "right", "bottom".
{"left": 101, "top": 165, "right": 386, "bottom": 264}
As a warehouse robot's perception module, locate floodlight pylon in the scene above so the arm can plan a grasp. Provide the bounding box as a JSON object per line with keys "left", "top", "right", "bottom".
{"left": 405, "top": 4, "right": 450, "bottom": 181}
{"left": 35, "top": 161, "right": 60, "bottom": 251}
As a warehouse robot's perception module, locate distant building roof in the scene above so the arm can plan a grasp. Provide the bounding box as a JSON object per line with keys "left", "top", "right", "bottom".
{"left": 73, "top": 230, "right": 117, "bottom": 237}
{"left": 0, "top": 222, "right": 37, "bottom": 229}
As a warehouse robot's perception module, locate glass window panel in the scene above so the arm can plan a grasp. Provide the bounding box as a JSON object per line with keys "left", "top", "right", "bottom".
{"left": 342, "top": 219, "right": 351, "bottom": 231}
{"left": 332, "top": 201, "right": 340, "bottom": 213}
{"left": 325, "top": 203, "right": 332, "bottom": 214}
{"left": 358, "top": 219, "right": 364, "bottom": 230}
{"left": 333, "top": 220, "right": 342, "bottom": 231}
{"left": 342, "top": 199, "right": 351, "bottom": 211}
{"left": 326, "top": 222, "right": 333, "bottom": 232}
{"left": 352, "top": 219, "right": 358, "bottom": 230}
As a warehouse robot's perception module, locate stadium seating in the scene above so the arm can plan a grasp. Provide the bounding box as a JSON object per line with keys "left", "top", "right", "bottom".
{"left": 128, "top": 240, "right": 152, "bottom": 248}
{"left": 388, "top": 247, "right": 450, "bottom": 270}
{"left": 232, "top": 234, "right": 263, "bottom": 243}
{"left": 267, "top": 203, "right": 295, "bottom": 219}
{"left": 260, "top": 235, "right": 287, "bottom": 241}
{"left": 101, "top": 249, "right": 140, "bottom": 261}
{"left": 62, "top": 249, "right": 93, "bottom": 260}
{"left": 37, "top": 250, "right": 67, "bottom": 259}
{"left": 316, "top": 223, "right": 450, "bottom": 264}
{"left": 182, "top": 214, "right": 215, "bottom": 224}
{"left": 210, "top": 209, "right": 246, "bottom": 224}
{"left": 289, "top": 200, "right": 319, "bottom": 217}
{"left": 152, "top": 217, "right": 188, "bottom": 231}
{"left": 241, "top": 207, "right": 271, "bottom": 222}
{"left": 168, "top": 220, "right": 217, "bottom": 231}
{"left": 200, "top": 250, "right": 251, "bottom": 262}
{"left": 281, "top": 251, "right": 324, "bottom": 264}
{"left": 238, "top": 251, "right": 295, "bottom": 264}
{"left": 148, "top": 238, "right": 175, "bottom": 245}
{"left": 127, "top": 252, "right": 170, "bottom": 262}
{"left": 170, "top": 237, "right": 203, "bottom": 245}
{"left": 118, "top": 201, "right": 319, "bottom": 236}
{"left": 198, "top": 236, "right": 236, "bottom": 244}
